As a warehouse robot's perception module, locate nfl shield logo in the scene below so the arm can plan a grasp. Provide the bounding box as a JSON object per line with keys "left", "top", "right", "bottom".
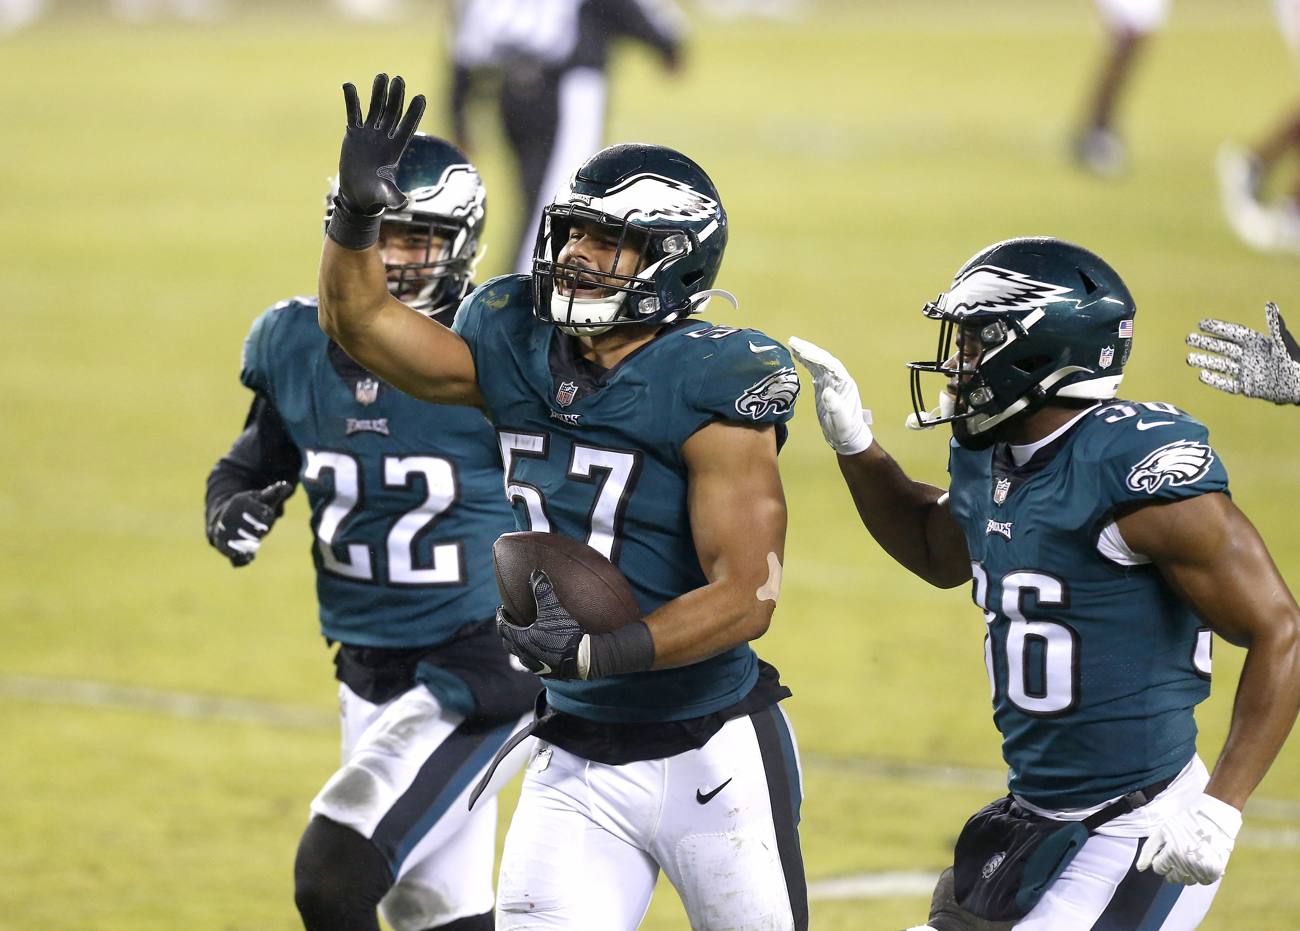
{"left": 993, "top": 478, "right": 1011, "bottom": 506}
{"left": 556, "top": 381, "right": 579, "bottom": 408}
{"left": 1098, "top": 346, "right": 1115, "bottom": 368}
{"left": 355, "top": 378, "right": 380, "bottom": 405}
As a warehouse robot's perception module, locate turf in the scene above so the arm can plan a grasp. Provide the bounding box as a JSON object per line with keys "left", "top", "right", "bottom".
{"left": 1, "top": 0, "right": 1298, "bottom": 927}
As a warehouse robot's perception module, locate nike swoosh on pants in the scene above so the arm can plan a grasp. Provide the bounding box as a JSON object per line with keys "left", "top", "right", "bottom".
{"left": 696, "top": 778, "right": 733, "bottom": 804}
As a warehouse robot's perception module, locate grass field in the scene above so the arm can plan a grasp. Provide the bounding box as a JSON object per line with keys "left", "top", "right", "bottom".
{"left": 2, "top": 0, "right": 1299, "bottom": 927}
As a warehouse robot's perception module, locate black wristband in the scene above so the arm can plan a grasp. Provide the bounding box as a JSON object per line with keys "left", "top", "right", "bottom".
{"left": 587, "top": 621, "right": 655, "bottom": 679}
{"left": 326, "top": 195, "right": 384, "bottom": 251}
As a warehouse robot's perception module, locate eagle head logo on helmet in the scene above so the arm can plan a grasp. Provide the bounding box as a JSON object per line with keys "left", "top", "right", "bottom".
{"left": 939, "top": 266, "right": 1075, "bottom": 317}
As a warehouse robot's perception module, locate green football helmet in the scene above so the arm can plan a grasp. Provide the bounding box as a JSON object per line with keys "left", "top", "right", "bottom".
{"left": 531, "top": 143, "right": 730, "bottom": 336}
{"left": 326, "top": 133, "right": 486, "bottom": 316}
{"left": 908, "top": 237, "right": 1136, "bottom": 450}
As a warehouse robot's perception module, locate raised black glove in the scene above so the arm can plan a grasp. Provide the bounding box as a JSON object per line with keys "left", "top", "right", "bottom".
{"left": 208, "top": 481, "right": 293, "bottom": 567}
{"left": 327, "top": 73, "right": 426, "bottom": 251}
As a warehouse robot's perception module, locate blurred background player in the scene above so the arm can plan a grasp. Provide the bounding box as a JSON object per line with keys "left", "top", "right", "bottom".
{"left": 1073, "top": 0, "right": 1171, "bottom": 176}
{"left": 1186, "top": 302, "right": 1300, "bottom": 405}
{"left": 320, "top": 75, "right": 807, "bottom": 930}
{"left": 204, "top": 133, "right": 537, "bottom": 931}
{"left": 791, "top": 238, "right": 1300, "bottom": 930}
{"left": 1, "top": 0, "right": 220, "bottom": 32}
{"left": 448, "top": 0, "right": 685, "bottom": 274}
{"left": 1216, "top": 0, "right": 1300, "bottom": 253}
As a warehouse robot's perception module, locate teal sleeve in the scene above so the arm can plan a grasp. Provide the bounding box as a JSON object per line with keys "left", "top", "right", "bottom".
{"left": 1102, "top": 414, "right": 1229, "bottom": 507}
{"left": 450, "top": 287, "right": 486, "bottom": 370}
{"left": 239, "top": 307, "right": 279, "bottom": 397}
{"left": 693, "top": 331, "right": 800, "bottom": 427}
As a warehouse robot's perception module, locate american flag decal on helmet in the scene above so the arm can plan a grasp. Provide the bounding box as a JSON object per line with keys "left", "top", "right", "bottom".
{"left": 1119, "top": 320, "right": 1133, "bottom": 338}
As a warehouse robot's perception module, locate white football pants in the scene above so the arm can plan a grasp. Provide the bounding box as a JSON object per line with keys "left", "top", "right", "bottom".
{"left": 1012, "top": 833, "right": 1219, "bottom": 931}
{"left": 311, "top": 683, "right": 533, "bottom": 931}
{"left": 496, "top": 704, "right": 808, "bottom": 930}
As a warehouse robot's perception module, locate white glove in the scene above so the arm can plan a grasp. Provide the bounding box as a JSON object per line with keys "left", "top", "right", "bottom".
{"left": 788, "top": 336, "right": 873, "bottom": 455}
{"left": 1136, "top": 792, "right": 1241, "bottom": 885}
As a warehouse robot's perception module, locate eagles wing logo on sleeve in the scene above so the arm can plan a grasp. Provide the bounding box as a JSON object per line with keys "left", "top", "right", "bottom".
{"left": 735, "top": 367, "right": 800, "bottom": 420}
{"left": 939, "top": 265, "right": 1076, "bottom": 317}
{"left": 1125, "top": 440, "right": 1216, "bottom": 494}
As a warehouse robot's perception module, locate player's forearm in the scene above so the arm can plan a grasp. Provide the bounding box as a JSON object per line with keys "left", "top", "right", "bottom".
{"left": 838, "top": 443, "right": 970, "bottom": 588}
{"left": 643, "top": 579, "right": 776, "bottom": 670}
{"left": 1206, "top": 617, "right": 1300, "bottom": 809}
{"left": 318, "top": 240, "right": 483, "bottom": 406}
{"left": 318, "top": 237, "right": 393, "bottom": 346}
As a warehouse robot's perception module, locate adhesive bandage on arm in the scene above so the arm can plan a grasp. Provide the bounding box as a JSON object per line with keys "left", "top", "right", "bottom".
{"left": 756, "top": 552, "right": 783, "bottom": 603}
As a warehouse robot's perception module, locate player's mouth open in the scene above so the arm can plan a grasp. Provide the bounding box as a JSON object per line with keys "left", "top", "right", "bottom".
{"left": 556, "top": 274, "right": 609, "bottom": 299}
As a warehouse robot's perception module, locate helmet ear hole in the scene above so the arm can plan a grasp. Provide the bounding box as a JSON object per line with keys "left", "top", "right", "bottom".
{"left": 1012, "top": 355, "right": 1051, "bottom": 374}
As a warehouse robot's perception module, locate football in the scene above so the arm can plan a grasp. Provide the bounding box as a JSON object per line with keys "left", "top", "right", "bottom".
{"left": 492, "top": 532, "right": 642, "bottom": 635}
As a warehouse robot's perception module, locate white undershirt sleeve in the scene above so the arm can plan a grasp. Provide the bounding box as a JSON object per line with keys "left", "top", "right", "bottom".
{"left": 1096, "top": 520, "right": 1152, "bottom": 566}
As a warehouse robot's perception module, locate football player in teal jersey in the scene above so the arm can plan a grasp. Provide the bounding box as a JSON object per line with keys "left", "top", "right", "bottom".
{"left": 791, "top": 238, "right": 1300, "bottom": 931}
{"left": 205, "top": 133, "right": 538, "bottom": 931}
{"left": 317, "top": 74, "right": 806, "bottom": 930}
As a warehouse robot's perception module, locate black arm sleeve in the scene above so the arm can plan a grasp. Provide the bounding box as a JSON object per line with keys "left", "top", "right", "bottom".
{"left": 205, "top": 395, "right": 302, "bottom": 533}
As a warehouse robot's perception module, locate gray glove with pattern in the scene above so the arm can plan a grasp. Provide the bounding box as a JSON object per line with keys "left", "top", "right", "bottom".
{"left": 497, "top": 570, "right": 587, "bottom": 681}
{"left": 1186, "top": 303, "right": 1300, "bottom": 404}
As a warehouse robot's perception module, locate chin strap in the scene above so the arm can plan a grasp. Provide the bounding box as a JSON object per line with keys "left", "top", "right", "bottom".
{"left": 906, "top": 390, "right": 956, "bottom": 430}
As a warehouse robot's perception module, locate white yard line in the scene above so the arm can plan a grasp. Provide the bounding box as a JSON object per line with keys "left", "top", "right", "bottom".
{"left": 0, "top": 674, "right": 335, "bottom": 730}
{"left": 807, "top": 871, "right": 940, "bottom": 900}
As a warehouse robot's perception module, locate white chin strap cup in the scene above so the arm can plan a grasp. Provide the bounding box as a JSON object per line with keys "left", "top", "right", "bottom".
{"left": 905, "top": 390, "right": 955, "bottom": 430}
{"left": 552, "top": 291, "right": 622, "bottom": 336}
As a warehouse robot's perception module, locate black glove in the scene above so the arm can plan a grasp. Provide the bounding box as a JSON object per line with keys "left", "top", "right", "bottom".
{"left": 327, "top": 73, "right": 427, "bottom": 251}
{"left": 498, "top": 571, "right": 588, "bottom": 680}
{"left": 497, "top": 570, "right": 656, "bottom": 681}
{"left": 208, "top": 481, "right": 294, "bottom": 567}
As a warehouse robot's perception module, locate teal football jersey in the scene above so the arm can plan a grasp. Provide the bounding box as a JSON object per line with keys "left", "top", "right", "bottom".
{"left": 948, "top": 401, "right": 1227, "bottom": 808}
{"left": 453, "top": 275, "right": 800, "bottom": 723}
{"left": 240, "top": 298, "right": 515, "bottom": 648}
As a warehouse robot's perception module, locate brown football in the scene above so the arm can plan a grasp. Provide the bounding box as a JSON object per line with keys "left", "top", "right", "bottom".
{"left": 493, "top": 532, "right": 642, "bottom": 635}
